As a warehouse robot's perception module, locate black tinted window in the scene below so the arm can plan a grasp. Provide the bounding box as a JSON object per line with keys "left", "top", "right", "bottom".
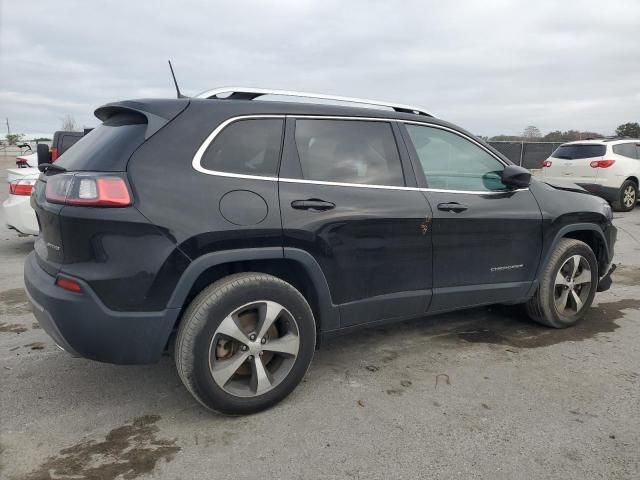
{"left": 295, "top": 120, "right": 404, "bottom": 186}
{"left": 202, "top": 119, "right": 284, "bottom": 176}
{"left": 552, "top": 144, "right": 605, "bottom": 159}
{"left": 60, "top": 134, "right": 81, "bottom": 154}
{"left": 613, "top": 143, "right": 639, "bottom": 159}
{"left": 55, "top": 121, "right": 147, "bottom": 171}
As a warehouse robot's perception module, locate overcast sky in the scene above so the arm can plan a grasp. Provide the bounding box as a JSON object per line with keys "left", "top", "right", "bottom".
{"left": 1, "top": 0, "right": 638, "bottom": 137}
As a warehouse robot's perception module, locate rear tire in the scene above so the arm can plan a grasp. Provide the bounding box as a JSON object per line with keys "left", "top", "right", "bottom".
{"left": 612, "top": 179, "right": 637, "bottom": 212}
{"left": 175, "top": 273, "right": 316, "bottom": 415}
{"left": 526, "top": 239, "right": 598, "bottom": 328}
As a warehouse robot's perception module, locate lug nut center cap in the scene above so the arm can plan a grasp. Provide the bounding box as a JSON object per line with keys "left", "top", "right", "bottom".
{"left": 248, "top": 342, "right": 262, "bottom": 356}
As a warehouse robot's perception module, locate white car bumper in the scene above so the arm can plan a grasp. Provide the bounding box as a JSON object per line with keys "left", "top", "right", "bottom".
{"left": 2, "top": 193, "right": 39, "bottom": 236}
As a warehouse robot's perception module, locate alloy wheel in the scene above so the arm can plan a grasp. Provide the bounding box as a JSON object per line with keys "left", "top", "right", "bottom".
{"left": 623, "top": 185, "right": 636, "bottom": 209}
{"left": 553, "top": 255, "right": 592, "bottom": 315}
{"left": 208, "top": 301, "right": 300, "bottom": 397}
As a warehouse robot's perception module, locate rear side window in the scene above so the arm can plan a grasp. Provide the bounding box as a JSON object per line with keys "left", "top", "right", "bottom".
{"left": 613, "top": 143, "right": 639, "bottom": 159}
{"left": 552, "top": 144, "right": 605, "bottom": 159}
{"left": 201, "top": 119, "right": 284, "bottom": 176}
{"left": 294, "top": 119, "right": 404, "bottom": 186}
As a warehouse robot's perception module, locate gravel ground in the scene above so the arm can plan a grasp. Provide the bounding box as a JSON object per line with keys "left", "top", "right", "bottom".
{"left": 1, "top": 154, "right": 639, "bottom": 480}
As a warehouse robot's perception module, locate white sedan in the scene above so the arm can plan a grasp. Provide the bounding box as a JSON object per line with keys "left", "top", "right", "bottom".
{"left": 3, "top": 167, "right": 39, "bottom": 236}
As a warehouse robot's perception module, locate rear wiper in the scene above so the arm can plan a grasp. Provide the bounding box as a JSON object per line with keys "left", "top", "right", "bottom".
{"left": 38, "top": 163, "right": 67, "bottom": 173}
{"left": 556, "top": 156, "right": 572, "bottom": 160}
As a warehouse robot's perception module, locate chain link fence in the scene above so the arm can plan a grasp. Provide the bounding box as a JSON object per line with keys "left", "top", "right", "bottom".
{"left": 489, "top": 141, "right": 563, "bottom": 170}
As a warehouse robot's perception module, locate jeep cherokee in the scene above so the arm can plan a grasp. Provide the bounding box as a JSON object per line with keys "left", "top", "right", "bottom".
{"left": 24, "top": 88, "right": 617, "bottom": 414}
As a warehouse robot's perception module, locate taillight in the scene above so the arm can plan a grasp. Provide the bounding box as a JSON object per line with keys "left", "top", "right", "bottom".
{"left": 9, "top": 178, "right": 37, "bottom": 196}
{"left": 542, "top": 160, "right": 553, "bottom": 168}
{"left": 590, "top": 160, "right": 616, "bottom": 168}
{"left": 16, "top": 157, "right": 28, "bottom": 167}
{"left": 45, "top": 173, "right": 132, "bottom": 207}
{"left": 51, "top": 147, "right": 58, "bottom": 161}
{"left": 55, "top": 276, "right": 82, "bottom": 293}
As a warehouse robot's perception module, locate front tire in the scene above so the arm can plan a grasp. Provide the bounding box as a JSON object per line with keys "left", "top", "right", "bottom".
{"left": 175, "top": 273, "right": 316, "bottom": 415}
{"left": 612, "top": 180, "right": 637, "bottom": 212}
{"left": 526, "top": 239, "right": 598, "bottom": 328}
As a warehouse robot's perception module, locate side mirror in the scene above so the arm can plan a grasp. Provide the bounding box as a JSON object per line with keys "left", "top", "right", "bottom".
{"left": 37, "top": 143, "right": 51, "bottom": 166}
{"left": 501, "top": 164, "right": 531, "bottom": 189}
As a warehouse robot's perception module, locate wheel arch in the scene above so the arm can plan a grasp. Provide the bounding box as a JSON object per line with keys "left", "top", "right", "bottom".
{"left": 167, "top": 247, "right": 339, "bottom": 336}
{"left": 539, "top": 224, "right": 609, "bottom": 281}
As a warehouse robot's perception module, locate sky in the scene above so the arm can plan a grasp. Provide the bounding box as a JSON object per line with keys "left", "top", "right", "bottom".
{"left": 1, "top": 0, "right": 639, "bottom": 138}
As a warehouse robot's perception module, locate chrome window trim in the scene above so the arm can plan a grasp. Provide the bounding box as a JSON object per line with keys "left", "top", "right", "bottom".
{"left": 192, "top": 114, "right": 528, "bottom": 196}
{"left": 194, "top": 86, "right": 434, "bottom": 117}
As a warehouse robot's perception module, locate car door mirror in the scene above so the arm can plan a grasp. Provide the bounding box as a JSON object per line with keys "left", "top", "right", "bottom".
{"left": 501, "top": 164, "right": 531, "bottom": 189}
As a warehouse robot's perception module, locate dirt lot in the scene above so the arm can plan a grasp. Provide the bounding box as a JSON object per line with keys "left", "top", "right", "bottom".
{"left": 1, "top": 154, "right": 639, "bottom": 479}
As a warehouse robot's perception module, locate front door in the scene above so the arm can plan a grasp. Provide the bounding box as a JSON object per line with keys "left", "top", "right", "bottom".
{"left": 279, "top": 117, "right": 433, "bottom": 328}
{"left": 401, "top": 122, "right": 542, "bottom": 312}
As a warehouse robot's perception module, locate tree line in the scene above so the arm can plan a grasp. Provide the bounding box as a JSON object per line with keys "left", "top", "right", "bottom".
{"left": 487, "top": 122, "right": 640, "bottom": 142}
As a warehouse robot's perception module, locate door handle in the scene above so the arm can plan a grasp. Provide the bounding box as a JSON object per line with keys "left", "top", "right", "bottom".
{"left": 437, "top": 202, "right": 468, "bottom": 213}
{"left": 291, "top": 199, "right": 336, "bottom": 211}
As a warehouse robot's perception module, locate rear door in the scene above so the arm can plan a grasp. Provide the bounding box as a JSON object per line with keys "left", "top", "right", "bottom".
{"left": 279, "top": 117, "right": 433, "bottom": 329}
{"left": 400, "top": 122, "right": 542, "bottom": 312}
{"left": 545, "top": 143, "right": 605, "bottom": 183}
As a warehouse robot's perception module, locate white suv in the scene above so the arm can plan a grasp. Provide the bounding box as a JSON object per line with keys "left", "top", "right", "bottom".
{"left": 541, "top": 138, "right": 640, "bottom": 211}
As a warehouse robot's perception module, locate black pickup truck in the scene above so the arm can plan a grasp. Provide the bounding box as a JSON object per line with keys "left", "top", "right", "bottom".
{"left": 34, "top": 130, "right": 87, "bottom": 166}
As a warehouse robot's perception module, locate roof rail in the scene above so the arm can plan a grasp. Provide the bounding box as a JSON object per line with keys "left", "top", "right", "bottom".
{"left": 194, "top": 87, "right": 434, "bottom": 117}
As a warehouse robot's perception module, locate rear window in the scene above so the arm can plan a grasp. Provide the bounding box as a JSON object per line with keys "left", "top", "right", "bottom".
{"left": 59, "top": 134, "right": 82, "bottom": 154}
{"left": 55, "top": 114, "right": 147, "bottom": 171}
{"left": 201, "top": 119, "right": 284, "bottom": 176}
{"left": 551, "top": 144, "right": 605, "bottom": 160}
{"left": 294, "top": 119, "right": 404, "bottom": 186}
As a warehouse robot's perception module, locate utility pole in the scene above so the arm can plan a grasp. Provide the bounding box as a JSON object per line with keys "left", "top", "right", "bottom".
{"left": 5, "top": 117, "right": 10, "bottom": 136}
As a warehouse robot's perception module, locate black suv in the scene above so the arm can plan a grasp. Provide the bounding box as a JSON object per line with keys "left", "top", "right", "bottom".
{"left": 24, "top": 88, "right": 617, "bottom": 414}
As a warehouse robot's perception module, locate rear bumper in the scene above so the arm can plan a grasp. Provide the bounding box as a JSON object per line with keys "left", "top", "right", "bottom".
{"left": 576, "top": 183, "right": 619, "bottom": 203}
{"left": 2, "top": 194, "right": 39, "bottom": 235}
{"left": 23, "top": 252, "right": 180, "bottom": 364}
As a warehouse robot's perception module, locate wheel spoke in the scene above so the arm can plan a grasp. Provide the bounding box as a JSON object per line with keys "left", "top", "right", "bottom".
{"left": 570, "top": 289, "right": 584, "bottom": 311}
{"left": 256, "top": 301, "right": 283, "bottom": 339}
{"left": 555, "top": 287, "right": 570, "bottom": 313}
{"left": 555, "top": 271, "right": 569, "bottom": 286}
{"left": 217, "top": 315, "right": 249, "bottom": 345}
{"left": 263, "top": 334, "right": 299, "bottom": 357}
{"left": 251, "top": 356, "right": 273, "bottom": 395}
{"left": 569, "top": 255, "right": 582, "bottom": 281}
{"left": 573, "top": 269, "right": 591, "bottom": 285}
{"left": 211, "top": 351, "right": 250, "bottom": 386}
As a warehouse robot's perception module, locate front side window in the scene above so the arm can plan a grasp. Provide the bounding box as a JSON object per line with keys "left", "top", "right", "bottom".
{"left": 294, "top": 119, "right": 404, "bottom": 186}
{"left": 405, "top": 124, "right": 507, "bottom": 191}
{"left": 201, "top": 118, "right": 284, "bottom": 176}
{"left": 613, "top": 143, "right": 639, "bottom": 159}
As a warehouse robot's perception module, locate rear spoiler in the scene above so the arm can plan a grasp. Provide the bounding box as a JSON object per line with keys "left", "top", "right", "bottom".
{"left": 94, "top": 99, "right": 189, "bottom": 140}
